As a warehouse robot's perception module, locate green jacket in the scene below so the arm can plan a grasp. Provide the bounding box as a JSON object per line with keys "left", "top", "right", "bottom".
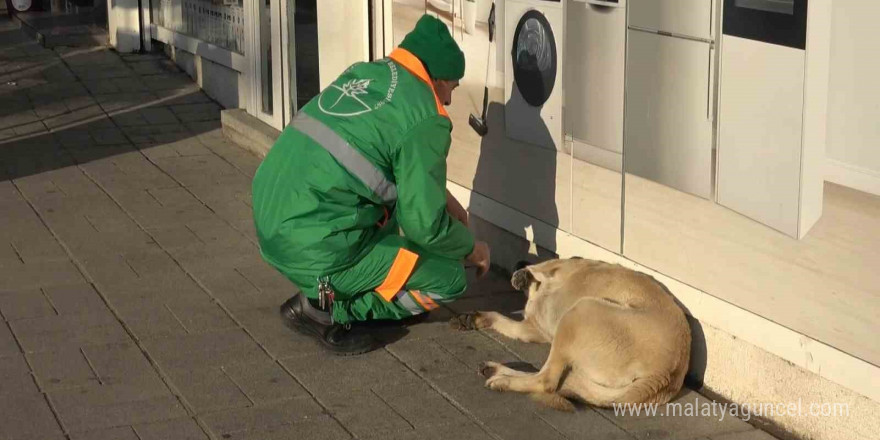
{"left": 251, "top": 48, "right": 475, "bottom": 283}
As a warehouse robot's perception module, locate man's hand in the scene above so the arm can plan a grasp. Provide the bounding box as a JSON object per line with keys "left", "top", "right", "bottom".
{"left": 467, "top": 241, "right": 491, "bottom": 277}
{"left": 446, "top": 190, "right": 469, "bottom": 226}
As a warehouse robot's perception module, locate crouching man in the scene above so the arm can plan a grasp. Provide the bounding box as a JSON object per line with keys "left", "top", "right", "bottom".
{"left": 251, "top": 15, "right": 491, "bottom": 355}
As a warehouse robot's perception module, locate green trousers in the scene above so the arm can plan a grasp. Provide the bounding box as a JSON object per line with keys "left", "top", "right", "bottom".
{"left": 289, "top": 230, "right": 468, "bottom": 324}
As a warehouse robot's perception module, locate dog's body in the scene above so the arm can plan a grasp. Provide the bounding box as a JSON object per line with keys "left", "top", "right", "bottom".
{"left": 456, "top": 258, "right": 691, "bottom": 411}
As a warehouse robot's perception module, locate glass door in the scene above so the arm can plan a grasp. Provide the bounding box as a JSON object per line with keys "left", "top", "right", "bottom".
{"left": 252, "top": 0, "right": 284, "bottom": 129}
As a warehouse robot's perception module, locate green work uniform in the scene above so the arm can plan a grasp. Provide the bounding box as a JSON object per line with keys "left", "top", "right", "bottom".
{"left": 251, "top": 48, "right": 474, "bottom": 324}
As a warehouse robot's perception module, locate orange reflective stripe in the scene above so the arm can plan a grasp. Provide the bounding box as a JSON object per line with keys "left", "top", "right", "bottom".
{"left": 375, "top": 248, "right": 419, "bottom": 302}
{"left": 388, "top": 48, "right": 449, "bottom": 119}
{"left": 410, "top": 290, "right": 438, "bottom": 311}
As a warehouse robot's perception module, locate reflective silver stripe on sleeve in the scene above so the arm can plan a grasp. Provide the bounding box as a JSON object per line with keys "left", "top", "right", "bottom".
{"left": 395, "top": 291, "right": 425, "bottom": 315}
{"left": 293, "top": 113, "right": 398, "bottom": 203}
{"left": 425, "top": 292, "right": 446, "bottom": 302}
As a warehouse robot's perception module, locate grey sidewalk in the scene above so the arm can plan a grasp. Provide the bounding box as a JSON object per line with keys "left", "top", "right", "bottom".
{"left": 0, "top": 17, "right": 777, "bottom": 440}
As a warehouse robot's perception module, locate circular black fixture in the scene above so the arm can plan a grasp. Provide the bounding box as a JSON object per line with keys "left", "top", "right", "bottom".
{"left": 511, "top": 9, "right": 557, "bottom": 107}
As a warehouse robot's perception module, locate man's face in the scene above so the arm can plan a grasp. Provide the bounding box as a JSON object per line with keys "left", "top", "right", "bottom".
{"left": 433, "top": 79, "right": 460, "bottom": 106}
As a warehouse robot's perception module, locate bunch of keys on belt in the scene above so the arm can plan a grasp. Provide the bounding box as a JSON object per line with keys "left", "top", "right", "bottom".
{"left": 317, "top": 277, "right": 335, "bottom": 311}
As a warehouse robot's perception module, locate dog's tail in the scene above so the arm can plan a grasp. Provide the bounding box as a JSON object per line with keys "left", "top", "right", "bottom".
{"left": 530, "top": 392, "right": 575, "bottom": 412}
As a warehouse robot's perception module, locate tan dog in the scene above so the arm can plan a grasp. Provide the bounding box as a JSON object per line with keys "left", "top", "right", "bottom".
{"left": 452, "top": 258, "right": 691, "bottom": 411}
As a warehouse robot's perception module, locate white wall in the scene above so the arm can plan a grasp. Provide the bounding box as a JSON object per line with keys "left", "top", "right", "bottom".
{"left": 106, "top": 0, "right": 140, "bottom": 52}
{"left": 826, "top": 0, "right": 880, "bottom": 195}
{"left": 317, "top": 1, "right": 370, "bottom": 90}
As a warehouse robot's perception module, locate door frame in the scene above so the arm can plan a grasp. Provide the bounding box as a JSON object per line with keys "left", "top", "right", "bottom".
{"left": 250, "top": 0, "right": 285, "bottom": 130}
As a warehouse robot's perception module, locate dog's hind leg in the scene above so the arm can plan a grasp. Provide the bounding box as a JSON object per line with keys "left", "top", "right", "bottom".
{"left": 484, "top": 340, "right": 568, "bottom": 395}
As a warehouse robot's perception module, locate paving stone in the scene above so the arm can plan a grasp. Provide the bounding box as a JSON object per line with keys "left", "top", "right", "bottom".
{"left": 533, "top": 406, "right": 633, "bottom": 440}
{"left": 231, "top": 415, "right": 351, "bottom": 440}
{"left": 9, "top": 235, "right": 69, "bottom": 264}
{"left": 140, "top": 106, "right": 181, "bottom": 125}
{"left": 432, "top": 330, "right": 523, "bottom": 372}
{"left": 223, "top": 360, "right": 309, "bottom": 405}
{"left": 166, "top": 365, "right": 252, "bottom": 413}
{"left": 0, "top": 390, "right": 65, "bottom": 438}
{"left": 145, "top": 224, "right": 205, "bottom": 250}
{"left": 385, "top": 338, "right": 472, "bottom": 379}
{"left": 113, "top": 299, "right": 189, "bottom": 339}
{"left": 0, "top": 353, "right": 39, "bottom": 396}
{"left": 128, "top": 59, "right": 180, "bottom": 75}
{"left": 232, "top": 306, "right": 324, "bottom": 359}
{"left": 193, "top": 267, "right": 283, "bottom": 312}
{"left": 68, "top": 425, "right": 140, "bottom": 440}
{"left": 232, "top": 261, "right": 296, "bottom": 294}
{"left": 52, "top": 392, "right": 187, "bottom": 433}
{"left": 319, "top": 389, "right": 413, "bottom": 439}
{"left": 597, "top": 390, "right": 755, "bottom": 440}
{"left": 151, "top": 154, "right": 251, "bottom": 188}
{"left": 165, "top": 296, "right": 239, "bottom": 333}
{"left": 142, "top": 328, "right": 271, "bottom": 371}
{"left": 143, "top": 74, "right": 198, "bottom": 91}
{"left": 42, "top": 283, "right": 108, "bottom": 315}
{"left": 13, "top": 121, "right": 48, "bottom": 135}
{"left": 27, "top": 346, "right": 100, "bottom": 391}
{"left": 81, "top": 341, "right": 157, "bottom": 385}
{"left": 10, "top": 309, "right": 128, "bottom": 353}
{"left": 0, "top": 321, "right": 21, "bottom": 356}
{"left": 372, "top": 375, "right": 471, "bottom": 430}
{"left": 96, "top": 92, "right": 158, "bottom": 113}
{"left": 199, "top": 397, "right": 325, "bottom": 438}
{"left": 481, "top": 413, "right": 569, "bottom": 440}
{"left": 282, "top": 348, "right": 414, "bottom": 391}
{"left": 97, "top": 270, "right": 208, "bottom": 304}
{"left": 43, "top": 105, "right": 106, "bottom": 130}
{"left": 157, "top": 88, "right": 212, "bottom": 105}
{"left": 426, "top": 369, "right": 538, "bottom": 420}
{"left": 708, "top": 430, "right": 779, "bottom": 440}
{"left": 0, "top": 288, "right": 56, "bottom": 320}
{"left": 134, "top": 417, "right": 210, "bottom": 440}
{"left": 360, "top": 422, "right": 493, "bottom": 440}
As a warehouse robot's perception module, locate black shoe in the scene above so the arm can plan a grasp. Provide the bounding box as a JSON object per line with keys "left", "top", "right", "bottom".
{"left": 279, "top": 294, "right": 378, "bottom": 356}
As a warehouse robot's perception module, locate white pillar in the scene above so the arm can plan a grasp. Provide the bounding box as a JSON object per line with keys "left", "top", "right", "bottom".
{"left": 107, "top": 0, "right": 141, "bottom": 52}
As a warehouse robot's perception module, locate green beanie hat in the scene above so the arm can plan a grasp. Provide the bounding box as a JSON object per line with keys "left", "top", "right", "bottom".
{"left": 399, "top": 14, "right": 465, "bottom": 80}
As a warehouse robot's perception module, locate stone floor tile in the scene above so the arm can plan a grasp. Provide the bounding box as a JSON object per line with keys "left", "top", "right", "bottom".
{"left": 166, "top": 365, "right": 252, "bottom": 413}
{"left": 597, "top": 390, "right": 755, "bottom": 440}
{"left": 81, "top": 341, "right": 157, "bottom": 385}
{"left": 48, "top": 377, "right": 184, "bottom": 433}
{"left": 222, "top": 360, "right": 309, "bottom": 405}
{"left": 0, "top": 288, "right": 56, "bottom": 320}
{"left": 27, "top": 346, "right": 100, "bottom": 391}
{"left": 708, "top": 429, "right": 778, "bottom": 440}
{"left": 198, "top": 397, "right": 324, "bottom": 439}
{"left": 142, "top": 328, "right": 271, "bottom": 371}
{"left": 42, "top": 283, "right": 109, "bottom": 316}
{"left": 231, "top": 415, "right": 351, "bottom": 440}
{"left": 319, "top": 389, "right": 413, "bottom": 439}
{"left": 133, "top": 417, "right": 210, "bottom": 440}
{"left": 68, "top": 426, "right": 140, "bottom": 440}
{"left": 281, "top": 348, "right": 414, "bottom": 391}
{"left": 0, "top": 391, "right": 64, "bottom": 439}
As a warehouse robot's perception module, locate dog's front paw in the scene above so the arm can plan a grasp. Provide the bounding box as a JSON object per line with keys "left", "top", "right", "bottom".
{"left": 485, "top": 373, "right": 510, "bottom": 392}
{"left": 511, "top": 268, "right": 532, "bottom": 291}
{"left": 449, "top": 312, "right": 494, "bottom": 331}
{"left": 479, "top": 361, "right": 502, "bottom": 378}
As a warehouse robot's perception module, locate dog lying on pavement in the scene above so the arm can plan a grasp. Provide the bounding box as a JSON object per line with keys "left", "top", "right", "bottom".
{"left": 451, "top": 257, "right": 691, "bottom": 411}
